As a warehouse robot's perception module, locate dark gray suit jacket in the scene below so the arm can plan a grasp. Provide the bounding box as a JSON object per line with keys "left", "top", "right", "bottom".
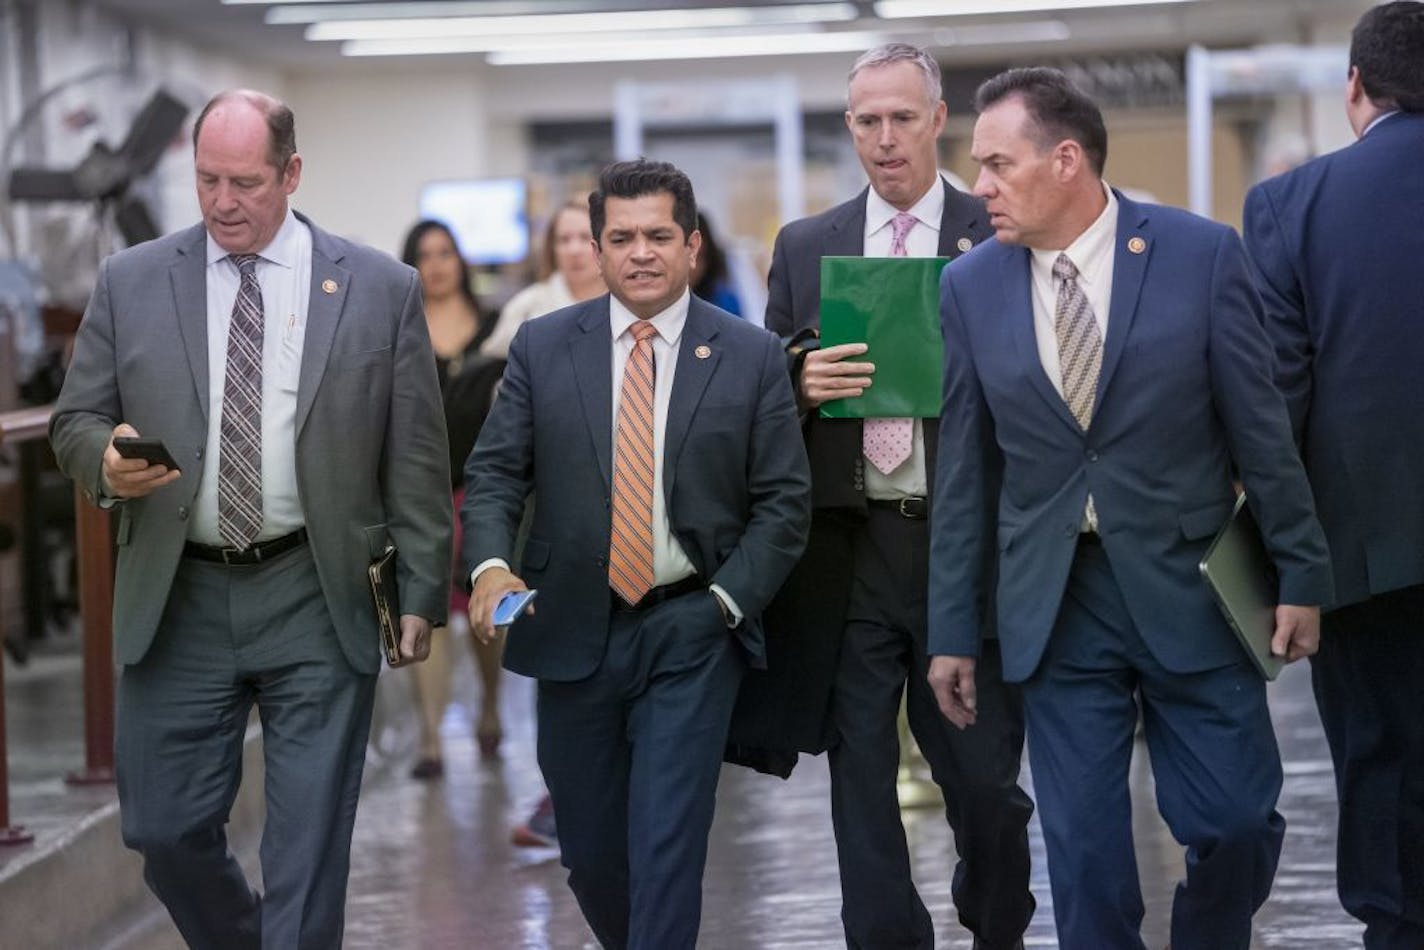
{"left": 50, "top": 214, "right": 453, "bottom": 675}
{"left": 460, "top": 293, "right": 811, "bottom": 681}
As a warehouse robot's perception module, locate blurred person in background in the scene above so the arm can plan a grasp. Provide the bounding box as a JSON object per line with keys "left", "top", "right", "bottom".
{"left": 1243, "top": 4, "right": 1424, "bottom": 945}
{"left": 482, "top": 199, "right": 606, "bottom": 360}
{"left": 690, "top": 210, "right": 743, "bottom": 317}
{"left": 400, "top": 219, "right": 507, "bottom": 777}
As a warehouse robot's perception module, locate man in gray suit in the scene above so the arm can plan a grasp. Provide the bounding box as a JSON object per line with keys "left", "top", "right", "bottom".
{"left": 49, "top": 89, "right": 451, "bottom": 947}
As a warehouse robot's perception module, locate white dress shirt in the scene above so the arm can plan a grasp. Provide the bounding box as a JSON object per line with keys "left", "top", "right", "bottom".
{"left": 861, "top": 178, "right": 944, "bottom": 499}
{"left": 190, "top": 209, "right": 311, "bottom": 545}
{"left": 1029, "top": 183, "right": 1118, "bottom": 531}
{"left": 473, "top": 289, "right": 742, "bottom": 622}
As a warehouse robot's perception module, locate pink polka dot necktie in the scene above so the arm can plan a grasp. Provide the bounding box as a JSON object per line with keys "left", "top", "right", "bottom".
{"left": 862, "top": 212, "right": 917, "bottom": 476}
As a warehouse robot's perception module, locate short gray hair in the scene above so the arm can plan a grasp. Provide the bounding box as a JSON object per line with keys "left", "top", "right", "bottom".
{"left": 847, "top": 43, "right": 942, "bottom": 108}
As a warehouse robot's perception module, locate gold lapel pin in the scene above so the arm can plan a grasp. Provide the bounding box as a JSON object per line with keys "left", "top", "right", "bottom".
{"left": 694, "top": 344, "right": 711, "bottom": 359}
{"left": 322, "top": 278, "right": 338, "bottom": 294}
{"left": 956, "top": 237, "right": 973, "bottom": 253}
{"left": 1127, "top": 236, "right": 1147, "bottom": 255}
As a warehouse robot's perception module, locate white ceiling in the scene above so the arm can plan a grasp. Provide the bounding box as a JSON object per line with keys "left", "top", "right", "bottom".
{"left": 89, "top": 0, "right": 1369, "bottom": 73}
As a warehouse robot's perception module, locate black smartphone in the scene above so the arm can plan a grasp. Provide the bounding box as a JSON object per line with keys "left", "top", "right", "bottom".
{"left": 112, "top": 436, "right": 181, "bottom": 471}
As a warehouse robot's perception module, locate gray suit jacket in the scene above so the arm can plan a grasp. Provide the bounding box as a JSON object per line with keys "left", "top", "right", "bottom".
{"left": 50, "top": 214, "right": 453, "bottom": 675}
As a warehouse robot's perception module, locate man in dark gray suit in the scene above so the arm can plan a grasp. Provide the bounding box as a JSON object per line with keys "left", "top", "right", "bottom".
{"left": 50, "top": 89, "right": 451, "bottom": 947}
{"left": 463, "top": 159, "right": 810, "bottom": 949}
{"left": 754, "top": 44, "right": 1034, "bottom": 950}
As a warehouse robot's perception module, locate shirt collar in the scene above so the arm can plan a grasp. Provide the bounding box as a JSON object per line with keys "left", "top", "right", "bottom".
{"left": 1032, "top": 182, "right": 1118, "bottom": 281}
{"left": 1363, "top": 109, "right": 1402, "bottom": 137}
{"left": 609, "top": 287, "right": 690, "bottom": 347}
{"left": 206, "top": 208, "right": 301, "bottom": 269}
{"left": 866, "top": 176, "right": 944, "bottom": 238}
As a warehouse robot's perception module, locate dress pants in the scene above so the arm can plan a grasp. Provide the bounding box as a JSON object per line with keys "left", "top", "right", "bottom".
{"left": 1023, "top": 540, "right": 1284, "bottom": 950}
{"left": 116, "top": 544, "right": 377, "bottom": 949}
{"left": 829, "top": 507, "right": 1034, "bottom": 949}
{"left": 1313, "top": 583, "right": 1424, "bottom": 950}
{"left": 537, "top": 590, "right": 745, "bottom": 950}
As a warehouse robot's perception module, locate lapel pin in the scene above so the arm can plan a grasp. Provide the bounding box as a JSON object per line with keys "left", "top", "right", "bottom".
{"left": 694, "top": 344, "right": 711, "bottom": 359}
{"left": 956, "top": 237, "right": 973, "bottom": 253}
{"left": 322, "top": 278, "right": 338, "bottom": 294}
{"left": 1127, "top": 236, "right": 1146, "bottom": 255}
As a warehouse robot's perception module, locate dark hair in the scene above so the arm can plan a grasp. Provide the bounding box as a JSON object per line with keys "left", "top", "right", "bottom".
{"left": 973, "top": 67, "right": 1108, "bottom": 176}
{"left": 400, "top": 219, "right": 480, "bottom": 314}
{"left": 192, "top": 89, "right": 297, "bottom": 172}
{"left": 539, "top": 199, "right": 591, "bottom": 279}
{"left": 588, "top": 159, "right": 697, "bottom": 246}
{"left": 1350, "top": 1, "right": 1424, "bottom": 112}
{"left": 692, "top": 211, "right": 729, "bottom": 298}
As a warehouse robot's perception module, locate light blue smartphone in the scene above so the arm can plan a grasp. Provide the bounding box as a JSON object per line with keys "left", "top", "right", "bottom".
{"left": 492, "top": 589, "right": 538, "bottom": 627}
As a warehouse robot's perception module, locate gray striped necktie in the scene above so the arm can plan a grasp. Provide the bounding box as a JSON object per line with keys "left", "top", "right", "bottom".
{"left": 218, "top": 253, "right": 264, "bottom": 549}
{"left": 1052, "top": 253, "right": 1102, "bottom": 429}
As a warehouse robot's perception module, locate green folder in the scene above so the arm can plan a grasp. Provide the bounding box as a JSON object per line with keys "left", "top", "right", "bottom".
{"left": 819, "top": 256, "right": 949, "bottom": 419}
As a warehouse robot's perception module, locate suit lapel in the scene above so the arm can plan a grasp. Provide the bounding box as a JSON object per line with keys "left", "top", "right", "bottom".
{"left": 663, "top": 298, "right": 721, "bottom": 499}
{"left": 936, "top": 178, "right": 985, "bottom": 258}
{"left": 296, "top": 226, "right": 352, "bottom": 437}
{"left": 170, "top": 226, "right": 210, "bottom": 423}
{"left": 1004, "top": 248, "right": 1081, "bottom": 432}
{"left": 571, "top": 298, "right": 614, "bottom": 489}
{"left": 1097, "top": 193, "right": 1151, "bottom": 409}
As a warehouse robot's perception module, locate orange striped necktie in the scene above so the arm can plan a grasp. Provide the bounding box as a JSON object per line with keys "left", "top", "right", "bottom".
{"left": 609, "top": 320, "right": 659, "bottom": 605}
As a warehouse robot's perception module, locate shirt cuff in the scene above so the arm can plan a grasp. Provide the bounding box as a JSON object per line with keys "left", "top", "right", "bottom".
{"left": 469, "top": 558, "right": 511, "bottom": 591}
{"left": 708, "top": 583, "right": 743, "bottom": 628}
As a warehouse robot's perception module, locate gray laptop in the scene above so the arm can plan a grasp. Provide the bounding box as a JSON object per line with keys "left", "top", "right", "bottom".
{"left": 1199, "top": 494, "right": 1284, "bottom": 681}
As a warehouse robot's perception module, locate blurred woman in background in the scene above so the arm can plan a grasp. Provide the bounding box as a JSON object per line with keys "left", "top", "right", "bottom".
{"left": 690, "top": 210, "right": 743, "bottom": 317}
{"left": 400, "top": 219, "right": 507, "bottom": 778}
{"left": 481, "top": 198, "right": 605, "bottom": 359}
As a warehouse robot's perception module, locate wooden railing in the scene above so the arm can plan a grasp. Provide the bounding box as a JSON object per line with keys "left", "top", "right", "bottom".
{"left": 0, "top": 404, "right": 116, "bottom": 847}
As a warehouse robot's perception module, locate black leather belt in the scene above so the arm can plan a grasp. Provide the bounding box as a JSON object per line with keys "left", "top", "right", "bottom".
{"left": 867, "top": 497, "right": 928, "bottom": 520}
{"left": 184, "top": 528, "right": 308, "bottom": 565}
{"left": 612, "top": 575, "right": 704, "bottom": 612}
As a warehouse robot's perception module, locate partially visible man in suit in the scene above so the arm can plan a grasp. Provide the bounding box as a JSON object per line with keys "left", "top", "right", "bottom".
{"left": 929, "top": 68, "right": 1333, "bottom": 950}
{"left": 462, "top": 159, "right": 810, "bottom": 950}
{"left": 50, "top": 90, "right": 451, "bottom": 947}
{"left": 756, "top": 42, "right": 1034, "bottom": 950}
{"left": 1243, "top": 5, "right": 1424, "bottom": 945}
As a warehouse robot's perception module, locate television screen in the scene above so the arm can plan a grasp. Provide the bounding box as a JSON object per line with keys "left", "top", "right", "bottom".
{"left": 418, "top": 178, "right": 529, "bottom": 265}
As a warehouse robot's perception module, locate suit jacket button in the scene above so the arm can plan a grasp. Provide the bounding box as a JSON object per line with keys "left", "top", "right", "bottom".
{"left": 178, "top": 506, "right": 189, "bottom": 521}
{"left": 195, "top": 448, "right": 204, "bottom": 460}
{"left": 1064, "top": 524, "right": 1077, "bottom": 537}
{"left": 1085, "top": 449, "right": 1099, "bottom": 462}
{"left": 596, "top": 556, "right": 606, "bottom": 567}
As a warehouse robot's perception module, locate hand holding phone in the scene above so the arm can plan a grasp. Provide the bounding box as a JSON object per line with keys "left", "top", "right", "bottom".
{"left": 492, "top": 589, "right": 538, "bottom": 627}
{"left": 113, "top": 436, "right": 180, "bottom": 472}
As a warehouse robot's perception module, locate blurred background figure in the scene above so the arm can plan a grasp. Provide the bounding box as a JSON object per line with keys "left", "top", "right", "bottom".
{"left": 690, "top": 210, "right": 744, "bottom": 317}
{"left": 400, "top": 218, "right": 507, "bottom": 778}
{"left": 482, "top": 199, "right": 605, "bottom": 359}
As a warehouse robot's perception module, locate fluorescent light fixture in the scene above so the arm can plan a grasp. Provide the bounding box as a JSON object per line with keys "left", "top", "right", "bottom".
{"left": 306, "top": 4, "right": 857, "bottom": 42}
{"left": 344, "top": 29, "right": 892, "bottom": 61}
{"left": 330, "top": 23, "right": 813, "bottom": 54}
{"left": 266, "top": 1, "right": 849, "bottom": 26}
{"left": 876, "top": 0, "right": 1192, "bottom": 16}
{"left": 936, "top": 20, "right": 1070, "bottom": 43}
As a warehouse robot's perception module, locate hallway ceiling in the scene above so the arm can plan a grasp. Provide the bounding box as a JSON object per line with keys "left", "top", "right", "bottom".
{"left": 91, "top": 0, "right": 1366, "bottom": 71}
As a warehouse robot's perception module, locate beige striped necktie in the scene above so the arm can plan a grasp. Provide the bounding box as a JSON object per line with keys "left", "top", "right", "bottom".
{"left": 608, "top": 320, "right": 659, "bottom": 604}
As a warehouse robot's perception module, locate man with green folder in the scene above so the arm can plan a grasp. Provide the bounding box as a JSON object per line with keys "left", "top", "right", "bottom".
{"left": 749, "top": 42, "right": 1034, "bottom": 950}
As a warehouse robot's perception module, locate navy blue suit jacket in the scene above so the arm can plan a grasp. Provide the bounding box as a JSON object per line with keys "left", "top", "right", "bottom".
{"left": 929, "top": 192, "right": 1332, "bottom": 682}
{"left": 1244, "top": 111, "right": 1424, "bottom": 609}
{"left": 461, "top": 293, "right": 811, "bottom": 682}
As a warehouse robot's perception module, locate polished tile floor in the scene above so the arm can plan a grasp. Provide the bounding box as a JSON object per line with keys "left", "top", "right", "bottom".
{"left": 3, "top": 626, "right": 1364, "bottom": 948}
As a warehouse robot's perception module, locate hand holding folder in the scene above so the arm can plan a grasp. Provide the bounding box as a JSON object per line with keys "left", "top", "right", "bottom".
{"left": 818, "top": 256, "right": 949, "bottom": 419}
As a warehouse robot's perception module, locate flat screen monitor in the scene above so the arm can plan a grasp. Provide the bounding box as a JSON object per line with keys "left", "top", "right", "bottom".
{"left": 418, "top": 178, "right": 529, "bottom": 265}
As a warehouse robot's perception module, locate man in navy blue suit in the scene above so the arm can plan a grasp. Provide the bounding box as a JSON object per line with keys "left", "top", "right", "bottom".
{"left": 927, "top": 68, "right": 1332, "bottom": 949}
{"left": 461, "top": 159, "right": 811, "bottom": 950}
{"left": 1243, "top": 5, "right": 1424, "bottom": 946}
